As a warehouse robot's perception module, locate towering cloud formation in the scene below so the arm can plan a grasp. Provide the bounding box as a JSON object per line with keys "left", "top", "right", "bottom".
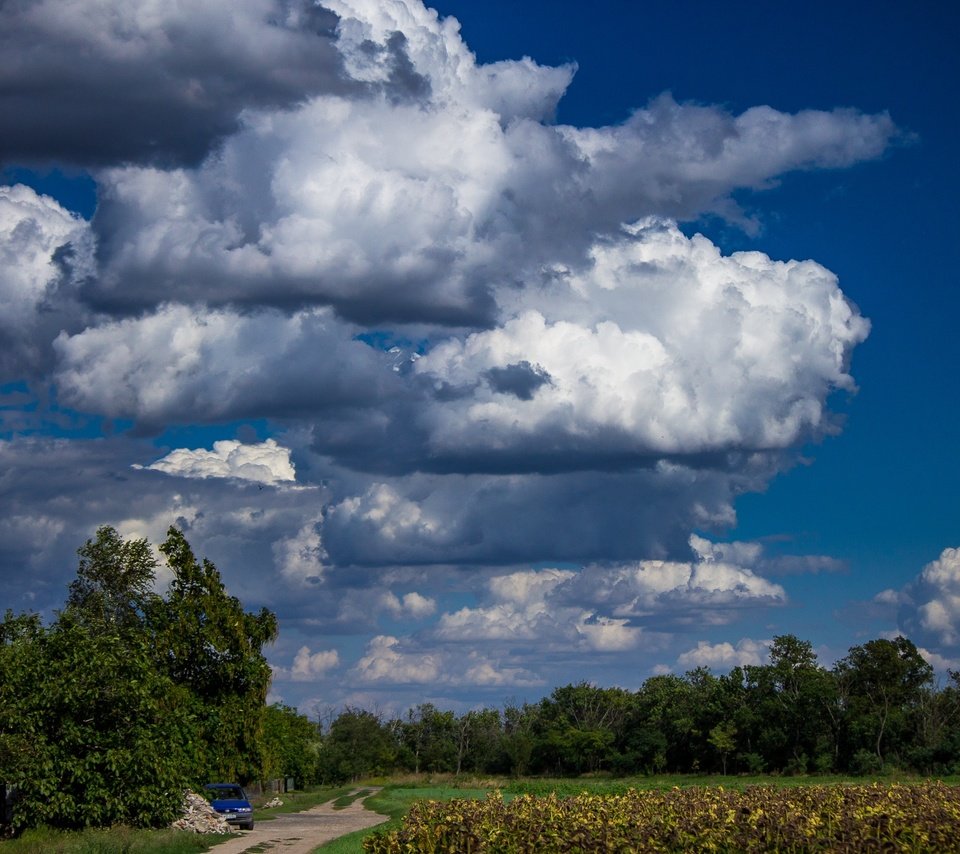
{"left": 0, "top": 0, "right": 898, "bottom": 705}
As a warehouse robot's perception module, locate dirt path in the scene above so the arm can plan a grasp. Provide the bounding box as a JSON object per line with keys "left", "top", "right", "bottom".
{"left": 205, "top": 788, "right": 387, "bottom": 854}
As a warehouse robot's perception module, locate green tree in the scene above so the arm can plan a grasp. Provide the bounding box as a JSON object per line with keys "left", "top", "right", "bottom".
{"left": 319, "top": 708, "right": 396, "bottom": 782}
{"left": 262, "top": 703, "right": 321, "bottom": 787}
{"left": 400, "top": 704, "right": 457, "bottom": 774}
{"left": 66, "top": 526, "right": 159, "bottom": 631}
{"left": 456, "top": 708, "right": 502, "bottom": 775}
{"left": 1, "top": 525, "right": 281, "bottom": 831}
{"left": 0, "top": 610, "right": 194, "bottom": 830}
{"left": 535, "top": 683, "right": 630, "bottom": 774}
{"left": 708, "top": 721, "right": 737, "bottom": 775}
{"left": 836, "top": 636, "right": 934, "bottom": 766}
{"left": 152, "top": 527, "right": 278, "bottom": 783}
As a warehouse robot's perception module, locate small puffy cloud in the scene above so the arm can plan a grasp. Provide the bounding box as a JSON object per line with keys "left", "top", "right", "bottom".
{"left": 54, "top": 304, "right": 396, "bottom": 429}
{"left": 273, "top": 519, "right": 328, "bottom": 585}
{"left": 874, "top": 588, "right": 905, "bottom": 606}
{"left": 462, "top": 652, "right": 543, "bottom": 688}
{"left": 335, "top": 587, "right": 437, "bottom": 628}
{"left": 143, "top": 439, "right": 297, "bottom": 484}
{"left": 353, "top": 635, "right": 442, "bottom": 684}
{"left": 578, "top": 617, "right": 645, "bottom": 652}
{"left": 564, "top": 544, "right": 787, "bottom": 628}
{"left": 677, "top": 638, "right": 770, "bottom": 670}
{"left": 334, "top": 483, "right": 444, "bottom": 542}
{"left": 897, "top": 548, "right": 960, "bottom": 647}
{"left": 387, "top": 591, "right": 437, "bottom": 619}
{"left": 272, "top": 645, "right": 340, "bottom": 682}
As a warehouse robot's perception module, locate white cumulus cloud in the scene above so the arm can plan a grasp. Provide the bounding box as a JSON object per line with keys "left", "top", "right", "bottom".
{"left": 895, "top": 548, "right": 960, "bottom": 648}
{"left": 677, "top": 638, "right": 770, "bottom": 670}
{"left": 143, "top": 439, "right": 296, "bottom": 485}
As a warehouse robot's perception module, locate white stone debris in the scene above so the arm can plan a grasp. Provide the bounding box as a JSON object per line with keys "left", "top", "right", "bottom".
{"left": 262, "top": 797, "right": 284, "bottom": 808}
{"left": 171, "top": 790, "right": 232, "bottom": 834}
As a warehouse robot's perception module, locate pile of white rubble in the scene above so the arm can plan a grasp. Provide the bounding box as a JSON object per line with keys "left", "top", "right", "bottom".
{"left": 171, "top": 791, "right": 231, "bottom": 834}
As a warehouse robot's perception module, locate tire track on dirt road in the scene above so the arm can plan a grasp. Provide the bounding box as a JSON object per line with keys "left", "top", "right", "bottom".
{"left": 206, "top": 788, "right": 387, "bottom": 854}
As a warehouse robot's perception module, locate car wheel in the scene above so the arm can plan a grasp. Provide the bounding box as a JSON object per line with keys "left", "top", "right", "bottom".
{"left": 241, "top": 821, "right": 254, "bottom": 830}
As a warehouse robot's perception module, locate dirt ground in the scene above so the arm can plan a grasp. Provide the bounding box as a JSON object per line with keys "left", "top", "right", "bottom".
{"left": 205, "top": 788, "right": 387, "bottom": 854}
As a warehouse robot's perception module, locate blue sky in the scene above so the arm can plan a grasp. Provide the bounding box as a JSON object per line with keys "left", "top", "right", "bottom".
{"left": 1, "top": 0, "right": 957, "bottom": 713}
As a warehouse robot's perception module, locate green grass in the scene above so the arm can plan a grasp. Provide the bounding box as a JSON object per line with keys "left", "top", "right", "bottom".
{"left": 314, "top": 785, "right": 489, "bottom": 853}
{"left": 331, "top": 789, "right": 374, "bottom": 810}
{"left": 0, "top": 825, "right": 224, "bottom": 854}
{"left": 251, "top": 785, "right": 353, "bottom": 822}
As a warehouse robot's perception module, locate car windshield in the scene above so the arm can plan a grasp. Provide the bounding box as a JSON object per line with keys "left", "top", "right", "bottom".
{"left": 210, "top": 786, "right": 245, "bottom": 800}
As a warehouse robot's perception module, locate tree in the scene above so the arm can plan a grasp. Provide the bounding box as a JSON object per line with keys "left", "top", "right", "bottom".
{"left": 456, "top": 709, "right": 502, "bottom": 775}
{"left": 0, "top": 525, "right": 280, "bottom": 831}
{"left": 708, "top": 721, "right": 737, "bottom": 775}
{"left": 152, "top": 527, "right": 278, "bottom": 783}
{"left": 535, "top": 683, "right": 630, "bottom": 774}
{"left": 319, "top": 708, "right": 396, "bottom": 782}
{"left": 836, "top": 636, "right": 934, "bottom": 766}
{"left": 66, "top": 526, "right": 159, "bottom": 631}
{"left": 0, "top": 610, "right": 194, "bottom": 830}
{"left": 262, "top": 703, "right": 321, "bottom": 787}
{"left": 400, "top": 704, "right": 457, "bottom": 774}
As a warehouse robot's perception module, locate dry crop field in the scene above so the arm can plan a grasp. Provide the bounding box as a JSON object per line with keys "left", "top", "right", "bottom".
{"left": 363, "top": 781, "right": 960, "bottom": 853}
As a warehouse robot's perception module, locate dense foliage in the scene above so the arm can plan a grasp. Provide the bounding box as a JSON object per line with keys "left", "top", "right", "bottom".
{"left": 319, "top": 634, "right": 960, "bottom": 782}
{"left": 364, "top": 782, "right": 960, "bottom": 853}
{"left": 0, "top": 526, "right": 286, "bottom": 831}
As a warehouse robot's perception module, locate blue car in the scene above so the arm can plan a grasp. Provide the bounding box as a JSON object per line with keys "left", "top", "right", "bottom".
{"left": 204, "top": 783, "right": 255, "bottom": 830}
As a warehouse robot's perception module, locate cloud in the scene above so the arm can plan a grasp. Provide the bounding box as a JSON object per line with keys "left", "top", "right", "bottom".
{"left": 676, "top": 638, "right": 770, "bottom": 670}
{"left": 54, "top": 304, "right": 397, "bottom": 430}
{"left": 320, "top": 465, "right": 758, "bottom": 568}
{"left": 350, "top": 634, "right": 542, "bottom": 688}
{"left": 353, "top": 635, "right": 442, "bottom": 684}
{"left": 435, "top": 537, "right": 784, "bottom": 648}
{"left": 416, "top": 220, "right": 868, "bottom": 466}
{"left": 0, "top": 0, "right": 350, "bottom": 167}
{"left": 917, "top": 647, "right": 960, "bottom": 674}
{"left": 142, "top": 439, "right": 297, "bottom": 484}
{"left": 273, "top": 519, "right": 329, "bottom": 585}
{"left": 85, "top": 89, "right": 894, "bottom": 326}
{"left": 289, "top": 645, "right": 340, "bottom": 681}
{"left": 0, "top": 184, "right": 93, "bottom": 379}
{"left": 0, "top": 0, "right": 904, "bottom": 713}
{"left": 896, "top": 547, "right": 960, "bottom": 647}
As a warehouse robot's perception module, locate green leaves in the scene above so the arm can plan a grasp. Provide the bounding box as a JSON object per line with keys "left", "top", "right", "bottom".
{"left": 365, "top": 783, "right": 960, "bottom": 853}
{"left": 0, "top": 525, "right": 279, "bottom": 831}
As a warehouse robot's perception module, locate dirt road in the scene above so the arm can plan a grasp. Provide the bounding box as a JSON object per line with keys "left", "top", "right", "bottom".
{"left": 206, "top": 788, "right": 387, "bottom": 854}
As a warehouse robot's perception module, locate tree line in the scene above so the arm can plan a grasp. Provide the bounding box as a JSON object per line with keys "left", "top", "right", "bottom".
{"left": 315, "top": 633, "right": 960, "bottom": 784}
{"left": 4, "top": 526, "right": 960, "bottom": 832}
